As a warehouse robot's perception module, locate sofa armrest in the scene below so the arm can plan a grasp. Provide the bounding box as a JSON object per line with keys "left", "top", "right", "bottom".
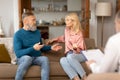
{"left": 87, "top": 73, "right": 120, "bottom": 80}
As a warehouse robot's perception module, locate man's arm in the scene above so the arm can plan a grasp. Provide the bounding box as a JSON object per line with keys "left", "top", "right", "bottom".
{"left": 13, "top": 34, "right": 35, "bottom": 58}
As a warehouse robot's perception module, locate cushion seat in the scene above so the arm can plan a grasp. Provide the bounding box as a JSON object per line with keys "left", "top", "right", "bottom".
{"left": 0, "top": 62, "right": 67, "bottom": 79}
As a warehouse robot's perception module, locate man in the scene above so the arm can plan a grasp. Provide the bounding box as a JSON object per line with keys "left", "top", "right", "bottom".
{"left": 86, "top": 11, "right": 120, "bottom": 73}
{"left": 13, "top": 11, "right": 62, "bottom": 80}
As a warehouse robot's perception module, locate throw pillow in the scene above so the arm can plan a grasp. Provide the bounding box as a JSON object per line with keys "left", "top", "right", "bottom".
{"left": 0, "top": 44, "right": 11, "bottom": 63}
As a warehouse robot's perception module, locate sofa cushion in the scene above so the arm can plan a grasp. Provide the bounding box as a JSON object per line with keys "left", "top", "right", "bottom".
{"left": 87, "top": 73, "right": 120, "bottom": 80}
{"left": 84, "top": 38, "right": 96, "bottom": 49}
{"left": 0, "top": 44, "right": 11, "bottom": 63}
{"left": 0, "top": 62, "right": 67, "bottom": 79}
{"left": 42, "top": 43, "right": 65, "bottom": 62}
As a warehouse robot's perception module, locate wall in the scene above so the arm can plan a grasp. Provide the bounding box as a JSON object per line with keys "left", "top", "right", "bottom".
{"left": 0, "top": 0, "right": 19, "bottom": 37}
{"left": 0, "top": 0, "right": 14, "bottom": 37}
{"left": 97, "top": 0, "right": 116, "bottom": 47}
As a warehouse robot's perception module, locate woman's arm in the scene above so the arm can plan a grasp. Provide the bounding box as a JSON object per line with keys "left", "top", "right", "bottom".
{"left": 47, "top": 35, "right": 65, "bottom": 44}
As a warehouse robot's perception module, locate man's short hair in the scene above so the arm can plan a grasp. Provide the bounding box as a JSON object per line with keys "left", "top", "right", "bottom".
{"left": 22, "top": 11, "right": 34, "bottom": 21}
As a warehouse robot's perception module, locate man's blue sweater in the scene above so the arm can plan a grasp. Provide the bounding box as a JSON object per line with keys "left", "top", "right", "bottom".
{"left": 13, "top": 29, "right": 51, "bottom": 58}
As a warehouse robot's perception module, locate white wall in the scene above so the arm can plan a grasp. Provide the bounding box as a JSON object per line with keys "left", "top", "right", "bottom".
{"left": 0, "top": 0, "right": 19, "bottom": 37}
{"left": 0, "top": 0, "right": 14, "bottom": 37}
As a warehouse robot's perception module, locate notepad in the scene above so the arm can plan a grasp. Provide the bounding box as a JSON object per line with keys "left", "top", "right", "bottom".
{"left": 82, "top": 49, "right": 104, "bottom": 64}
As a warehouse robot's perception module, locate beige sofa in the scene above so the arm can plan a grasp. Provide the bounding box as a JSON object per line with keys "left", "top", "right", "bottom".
{"left": 87, "top": 73, "right": 120, "bottom": 80}
{"left": 0, "top": 38, "right": 93, "bottom": 80}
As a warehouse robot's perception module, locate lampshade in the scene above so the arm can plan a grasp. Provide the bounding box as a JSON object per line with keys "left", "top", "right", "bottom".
{"left": 96, "top": 2, "right": 112, "bottom": 16}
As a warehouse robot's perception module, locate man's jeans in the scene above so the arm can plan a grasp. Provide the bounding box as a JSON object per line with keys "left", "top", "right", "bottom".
{"left": 15, "top": 55, "right": 49, "bottom": 80}
{"left": 60, "top": 51, "right": 87, "bottom": 79}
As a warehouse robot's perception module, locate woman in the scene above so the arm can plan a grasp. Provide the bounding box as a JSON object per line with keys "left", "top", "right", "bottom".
{"left": 47, "top": 13, "right": 87, "bottom": 80}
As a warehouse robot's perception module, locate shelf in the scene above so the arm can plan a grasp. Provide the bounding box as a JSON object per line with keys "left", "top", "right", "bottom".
{"left": 32, "top": 0, "right": 66, "bottom": 2}
{"left": 32, "top": 10, "right": 67, "bottom": 13}
{"left": 19, "top": 0, "right": 90, "bottom": 38}
{"left": 31, "top": 0, "right": 67, "bottom": 13}
{"left": 32, "top": 10, "right": 82, "bottom": 13}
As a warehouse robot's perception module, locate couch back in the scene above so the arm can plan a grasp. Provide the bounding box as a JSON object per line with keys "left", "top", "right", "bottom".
{"left": 0, "top": 38, "right": 96, "bottom": 62}
{"left": 42, "top": 38, "right": 96, "bottom": 62}
{"left": 84, "top": 38, "right": 96, "bottom": 49}
{"left": 42, "top": 42, "right": 65, "bottom": 62}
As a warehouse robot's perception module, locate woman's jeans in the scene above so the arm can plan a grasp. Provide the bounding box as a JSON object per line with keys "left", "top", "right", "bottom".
{"left": 60, "top": 51, "right": 87, "bottom": 79}
{"left": 15, "top": 55, "right": 49, "bottom": 80}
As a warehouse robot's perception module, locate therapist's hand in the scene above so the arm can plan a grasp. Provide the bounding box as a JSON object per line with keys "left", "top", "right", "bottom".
{"left": 85, "top": 60, "right": 96, "bottom": 68}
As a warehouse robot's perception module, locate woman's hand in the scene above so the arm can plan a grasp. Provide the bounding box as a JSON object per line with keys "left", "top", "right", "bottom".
{"left": 46, "top": 38, "right": 58, "bottom": 44}
{"left": 73, "top": 44, "right": 77, "bottom": 50}
{"left": 72, "top": 43, "right": 80, "bottom": 54}
{"left": 51, "top": 43, "right": 62, "bottom": 51}
{"left": 73, "top": 49, "right": 80, "bottom": 54}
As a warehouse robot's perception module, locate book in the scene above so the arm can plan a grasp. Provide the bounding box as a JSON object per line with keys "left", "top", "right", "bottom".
{"left": 82, "top": 49, "right": 104, "bottom": 64}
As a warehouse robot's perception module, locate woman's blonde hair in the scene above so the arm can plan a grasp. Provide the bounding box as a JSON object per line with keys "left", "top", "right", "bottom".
{"left": 65, "top": 13, "right": 82, "bottom": 33}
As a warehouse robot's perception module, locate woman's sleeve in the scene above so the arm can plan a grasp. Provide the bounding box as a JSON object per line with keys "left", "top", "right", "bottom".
{"left": 76, "top": 33, "right": 85, "bottom": 50}
{"left": 56, "top": 35, "right": 65, "bottom": 42}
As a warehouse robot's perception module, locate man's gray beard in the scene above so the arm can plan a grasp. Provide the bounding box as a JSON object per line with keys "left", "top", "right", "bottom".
{"left": 27, "top": 24, "right": 37, "bottom": 31}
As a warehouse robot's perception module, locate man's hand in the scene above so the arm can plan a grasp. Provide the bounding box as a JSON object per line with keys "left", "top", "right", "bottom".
{"left": 33, "top": 42, "right": 44, "bottom": 51}
{"left": 51, "top": 43, "right": 62, "bottom": 51}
